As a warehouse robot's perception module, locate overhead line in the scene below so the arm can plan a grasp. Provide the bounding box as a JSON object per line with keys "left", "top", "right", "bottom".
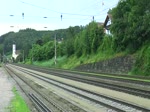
{"left": 19, "top": 0, "right": 100, "bottom": 17}
{"left": 17, "top": 0, "right": 117, "bottom": 21}
{"left": 19, "top": 0, "right": 60, "bottom": 13}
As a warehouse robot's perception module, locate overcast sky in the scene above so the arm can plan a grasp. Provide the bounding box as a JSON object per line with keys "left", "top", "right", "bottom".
{"left": 0, "top": 0, "right": 119, "bottom": 36}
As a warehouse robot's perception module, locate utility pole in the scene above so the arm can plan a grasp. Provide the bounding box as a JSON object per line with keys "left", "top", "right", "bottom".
{"left": 54, "top": 34, "right": 57, "bottom": 65}
{"left": 3, "top": 49, "right": 4, "bottom": 63}
{"left": 23, "top": 50, "right": 24, "bottom": 63}
{"left": 0, "top": 54, "right": 1, "bottom": 63}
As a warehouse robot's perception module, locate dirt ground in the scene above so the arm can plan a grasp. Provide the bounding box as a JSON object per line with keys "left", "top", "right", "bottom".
{"left": 0, "top": 67, "right": 14, "bottom": 112}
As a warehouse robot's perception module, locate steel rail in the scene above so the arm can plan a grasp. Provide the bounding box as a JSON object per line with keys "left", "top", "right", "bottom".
{"left": 11, "top": 65, "right": 150, "bottom": 112}
{"left": 12, "top": 64, "right": 150, "bottom": 99}
{"left": 28, "top": 93, "right": 52, "bottom": 112}
{"left": 4, "top": 65, "right": 67, "bottom": 112}
{"left": 12, "top": 63, "right": 150, "bottom": 84}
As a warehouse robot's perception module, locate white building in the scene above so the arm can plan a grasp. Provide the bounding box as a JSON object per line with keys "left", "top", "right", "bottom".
{"left": 12, "top": 44, "right": 19, "bottom": 60}
{"left": 104, "top": 14, "right": 112, "bottom": 35}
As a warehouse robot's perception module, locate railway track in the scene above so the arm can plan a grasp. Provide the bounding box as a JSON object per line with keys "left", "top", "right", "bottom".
{"left": 29, "top": 93, "right": 52, "bottom": 112}
{"left": 11, "top": 63, "right": 150, "bottom": 99}
{"left": 7, "top": 64, "right": 150, "bottom": 112}
{"left": 4, "top": 65, "right": 70, "bottom": 112}
{"left": 13, "top": 63, "right": 150, "bottom": 85}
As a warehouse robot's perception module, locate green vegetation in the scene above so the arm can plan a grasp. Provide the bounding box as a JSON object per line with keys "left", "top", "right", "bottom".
{"left": 29, "top": 22, "right": 105, "bottom": 62}
{"left": 9, "top": 87, "right": 30, "bottom": 112}
{"left": 30, "top": 22, "right": 114, "bottom": 69}
{"left": 32, "top": 35, "right": 116, "bottom": 69}
{"left": 132, "top": 41, "right": 150, "bottom": 76}
{"left": 111, "top": 0, "right": 150, "bottom": 53}
{"left": 30, "top": 0, "right": 150, "bottom": 76}
{"left": 110, "top": 0, "right": 150, "bottom": 76}
{"left": 0, "top": 27, "right": 83, "bottom": 62}
{"left": 0, "top": 0, "right": 149, "bottom": 76}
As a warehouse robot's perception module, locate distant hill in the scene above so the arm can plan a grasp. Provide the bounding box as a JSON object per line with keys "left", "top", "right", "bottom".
{"left": 0, "top": 26, "right": 83, "bottom": 58}
{"left": 0, "top": 29, "right": 49, "bottom": 57}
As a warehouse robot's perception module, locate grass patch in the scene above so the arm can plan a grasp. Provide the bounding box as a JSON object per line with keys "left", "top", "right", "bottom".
{"left": 33, "top": 59, "right": 54, "bottom": 67}
{"left": 9, "top": 87, "right": 30, "bottom": 112}
{"left": 47, "top": 50, "right": 114, "bottom": 69}
{"left": 32, "top": 56, "right": 67, "bottom": 68}
{"left": 30, "top": 49, "right": 116, "bottom": 69}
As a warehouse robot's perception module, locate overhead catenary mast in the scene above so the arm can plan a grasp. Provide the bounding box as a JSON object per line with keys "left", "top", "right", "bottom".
{"left": 54, "top": 34, "right": 57, "bottom": 65}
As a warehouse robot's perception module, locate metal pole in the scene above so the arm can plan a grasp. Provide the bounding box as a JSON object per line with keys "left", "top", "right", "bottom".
{"left": 54, "top": 34, "right": 57, "bottom": 65}
{"left": 3, "top": 49, "right": 4, "bottom": 63}
{"left": 23, "top": 50, "right": 24, "bottom": 63}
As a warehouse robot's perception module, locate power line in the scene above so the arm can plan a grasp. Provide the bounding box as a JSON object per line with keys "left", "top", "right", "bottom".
{"left": 1, "top": 14, "right": 90, "bottom": 20}
{"left": 19, "top": 0, "right": 60, "bottom": 13}
{"left": 1, "top": 0, "right": 119, "bottom": 29}
{"left": 0, "top": 2, "right": 117, "bottom": 23}
{"left": 18, "top": 0, "right": 117, "bottom": 20}
{"left": 19, "top": 0, "right": 100, "bottom": 17}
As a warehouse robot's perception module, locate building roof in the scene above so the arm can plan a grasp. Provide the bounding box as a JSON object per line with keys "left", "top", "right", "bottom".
{"left": 103, "top": 14, "right": 112, "bottom": 29}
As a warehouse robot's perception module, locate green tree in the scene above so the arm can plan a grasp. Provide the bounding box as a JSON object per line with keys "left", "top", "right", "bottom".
{"left": 91, "top": 23, "right": 104, "bottom": 53}
{"left": 0, "top": 44, "right": 3, "bottom": 54}
{"left": 42, "top": 41, "right": 55, "bottom": 60}
{"left": 30, "top": 44, "right": 41, "bottom": 61}
{"left": 82, "top": 22, "right": 104, "bottom": 54}
{"left": 74, "top": 33, "right": 84, "bottom": 57}
{"left": 64, "top": 38, "right": 75, "bottom": 56}
{"left": 111, "top": 0, "right": 150, "bottom": 53}
{"left": 42, "top": 34, "right": 51, "bottom": 44}
{"left": 74, "top": 22, "right": 104, "bottom": 57}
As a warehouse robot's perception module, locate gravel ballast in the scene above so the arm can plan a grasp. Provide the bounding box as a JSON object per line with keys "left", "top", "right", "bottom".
{"left": 0, "top": 67, "right": 14, "bottom": 112}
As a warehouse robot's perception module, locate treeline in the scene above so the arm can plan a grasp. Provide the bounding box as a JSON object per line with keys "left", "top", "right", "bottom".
{"left": 0, "top": 26, "right": 83, "bottom": 60}
{"left": 28, "top": 22, "right": 104, "bottom": 61}
{"left": 0, "top": 29, "right": 50, "bottom": 58}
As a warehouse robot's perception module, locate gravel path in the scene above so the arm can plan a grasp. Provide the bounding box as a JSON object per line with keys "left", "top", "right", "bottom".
{"left": 0, "top": 67, "right": 14, "bottom": 112}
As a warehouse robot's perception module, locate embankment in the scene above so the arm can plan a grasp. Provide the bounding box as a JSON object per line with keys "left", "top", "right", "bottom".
{"left": 75, "top": 55, "right": 135, "bottom": 75}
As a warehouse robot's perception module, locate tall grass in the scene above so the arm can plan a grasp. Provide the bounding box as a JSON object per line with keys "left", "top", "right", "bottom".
{"left": 33, "top": 59, "right": 54, "bottom": 67}
{"left": 131, "top": 42, "right": 150, "bottom": 76}
{"left": 9, "top": 87, "right": 30, "bottom": 112}
{"left": 32, "top": 56, "right": 68, "bottom": 68}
